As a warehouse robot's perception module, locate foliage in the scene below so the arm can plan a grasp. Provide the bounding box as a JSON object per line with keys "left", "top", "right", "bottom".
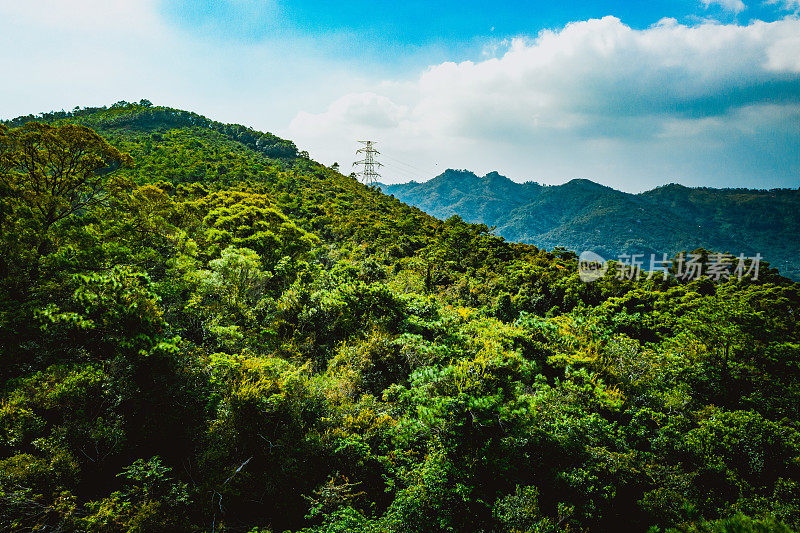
{"left": 0, "top": 103, "right": 798, "bottom": 532}
{"left": 385, "top": 170, "right": 800, "bottom": 280}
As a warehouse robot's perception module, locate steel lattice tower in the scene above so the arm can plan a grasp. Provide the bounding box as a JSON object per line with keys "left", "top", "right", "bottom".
{"left": 353, "top": 140, "right": 383, "bottom": 186}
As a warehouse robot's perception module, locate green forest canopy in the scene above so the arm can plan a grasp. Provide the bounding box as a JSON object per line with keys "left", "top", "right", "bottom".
{"left": 1, "top": 101, "right": 799, "bottom": 532}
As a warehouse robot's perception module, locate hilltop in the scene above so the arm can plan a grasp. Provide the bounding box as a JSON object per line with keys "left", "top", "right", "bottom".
{"left": 1, "top": 102, "right": 799, "bottom": 533}
{"left": 383, "top": 170, "right": 800, "bottom": 278}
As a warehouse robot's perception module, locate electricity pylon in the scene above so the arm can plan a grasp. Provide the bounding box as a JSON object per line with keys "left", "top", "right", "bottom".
{"left": 353, "top": 140, "right": 382, "bottom": 186}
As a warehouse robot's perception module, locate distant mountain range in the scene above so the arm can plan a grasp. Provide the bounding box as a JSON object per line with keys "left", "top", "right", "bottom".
{"left": 382, "top": 169, "right": 800, "bottom": 279}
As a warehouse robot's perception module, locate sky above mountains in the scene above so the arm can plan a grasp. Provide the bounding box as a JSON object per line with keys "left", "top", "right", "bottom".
{"left": 1, "top": 0, "right": 798, "bottom": 191}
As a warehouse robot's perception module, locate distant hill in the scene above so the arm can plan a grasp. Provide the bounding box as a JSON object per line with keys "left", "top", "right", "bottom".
{"left": 3, "top": 102, "right": 800, "bottom": 532}
{"left": 382, "top": 170, "right": 800, "bottom": 278}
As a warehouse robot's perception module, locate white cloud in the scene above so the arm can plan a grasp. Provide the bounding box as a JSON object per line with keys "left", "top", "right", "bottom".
{"left": 766, "top": 35, "right": 800, "bottom": 71}
{"left": 701, "top": 0, "right": 747, "bottom": 13}
{"left": 0, "top": 0, "right": 163, "bottom": 33}
{"left": 288, "top": 16, "right": 800, "bottom": 189}
{"left": 291, "top": 92, "right": 407, "bottom": 132}
{"left": 0, "top": 0, "right": 360, "bottom": 130}
{"left": 765, "top": 0, "right": 800, "bottom": 13}
{"left": 1, "top": 3, "right": 797, "bottom": 191}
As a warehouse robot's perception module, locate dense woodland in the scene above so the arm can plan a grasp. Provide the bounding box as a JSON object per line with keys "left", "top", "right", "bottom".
{"left": 1, "top": 101, "right": 799, "bottom": 532}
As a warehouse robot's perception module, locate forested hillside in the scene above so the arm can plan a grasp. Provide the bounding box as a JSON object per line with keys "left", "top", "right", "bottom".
{"left": 384, "top": 170, "right": 800, "bottom": 279}
{"left": 1, "top": 101, "right": 800, "bottom": 532}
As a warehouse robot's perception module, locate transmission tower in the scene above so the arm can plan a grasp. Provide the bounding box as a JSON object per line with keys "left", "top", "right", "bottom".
{"left": 352, "top": 140, "right": 383, "bottom": 186}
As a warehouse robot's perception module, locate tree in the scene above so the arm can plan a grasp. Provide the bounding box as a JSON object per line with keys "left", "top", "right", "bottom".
{"left": 0, "top": 122, "right": 133, "bottom": 254}
{"left": 679, "top": 295, "right": 752, "bottom": 404}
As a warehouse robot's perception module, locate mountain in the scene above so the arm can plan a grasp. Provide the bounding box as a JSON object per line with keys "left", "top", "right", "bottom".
{"left": 2, "top": 102, "right": 800, "bottom": 532}
{"left": 383, "top": 170, "right": 800, "bottom": 278}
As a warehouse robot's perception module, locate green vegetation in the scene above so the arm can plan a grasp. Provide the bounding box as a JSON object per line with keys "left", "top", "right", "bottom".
{"left": 384, "top": 170, "right": 800, "bottom": 280}
{"left": 1, "top": 101, "right": 799, "bottom": 532}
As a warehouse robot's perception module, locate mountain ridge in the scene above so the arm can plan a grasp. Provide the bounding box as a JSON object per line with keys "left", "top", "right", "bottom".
{"left": 3, "top": 101, "right": 800, "bottom": 532}
{"left": 382, "top": 170, "right": 800, "bottom": 278}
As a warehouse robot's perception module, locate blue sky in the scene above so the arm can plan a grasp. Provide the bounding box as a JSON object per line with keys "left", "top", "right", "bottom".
{"left": 161, "top": 0, "right": 784, "bottom": 48}
{"left": 1, "top": 0, "right": 799, "bottom": 191}
{"left": 157, "top": 0, "right": 798, "bottom": 76}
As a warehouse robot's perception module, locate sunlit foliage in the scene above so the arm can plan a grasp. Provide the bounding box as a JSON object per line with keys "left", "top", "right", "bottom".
{"left": 1, "top": 103, "right": 799, "bottom": 532}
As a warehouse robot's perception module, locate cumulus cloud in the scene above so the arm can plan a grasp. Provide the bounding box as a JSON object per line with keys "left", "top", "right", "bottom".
{"left": 289, "top": 16, "right": 800, "bottom": 189}
{"left": 2, "top": 2, "right": 797, "bottom": 191}
{"left": 291, "top": 92, "right": 407, "bottom": 132}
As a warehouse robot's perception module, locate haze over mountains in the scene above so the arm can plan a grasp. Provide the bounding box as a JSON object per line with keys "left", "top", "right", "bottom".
{"left": 383, "top": 169, "right": 800, "bottom": 279}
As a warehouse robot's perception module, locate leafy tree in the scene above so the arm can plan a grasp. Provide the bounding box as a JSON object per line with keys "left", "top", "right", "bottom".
{"left": 0, "top": 122, "right": 132, "bottom": 255}
{"left": 1, "top": 102, "right": 798, "bottom": 533}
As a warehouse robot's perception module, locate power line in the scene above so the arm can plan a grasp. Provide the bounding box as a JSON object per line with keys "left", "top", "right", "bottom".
{"left": 381, "top": 152, "right": 439, "bottom": 177}
{"left": 381, "top": 161, "right": 425, "bottom": 180}
{"left": 352, "top": 140, "right": 383, "bottom": 186}
{"left": 381, "top": 153, "right": 426, "bottom": 173}
{"left": 379, "top": 158, "right": 442, "bottom": 184}
{"left": 380, "top": 161, "right": 418, "bottom": 181}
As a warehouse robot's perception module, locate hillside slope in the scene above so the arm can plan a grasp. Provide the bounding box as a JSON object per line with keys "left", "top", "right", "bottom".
{"left": 384, "top": 170, "right": 800, "bottom": 278}
{"left": 1, "top": 102, "right": 799, "bottom": 533}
